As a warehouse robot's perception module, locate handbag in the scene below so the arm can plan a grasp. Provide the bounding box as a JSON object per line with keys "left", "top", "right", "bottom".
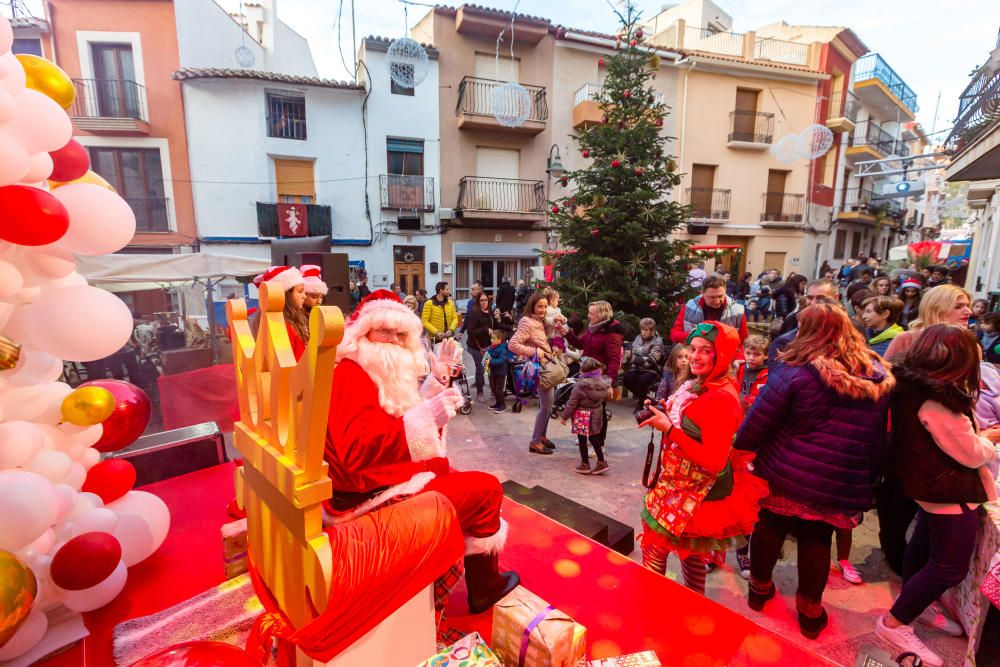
{"left": 539, "top": 356, "right": 569, "bottom": 389}
{"left": 571, "top": 409, "right": 592, "bottom": 436}
{"left": 514, "top": 355, "right": 540, "bottom": 395}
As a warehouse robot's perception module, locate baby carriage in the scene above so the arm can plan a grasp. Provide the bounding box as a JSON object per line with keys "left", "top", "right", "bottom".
{"left": 550, "top": 365, "right": 580, "bottom": 420}
{"left": 453, "top": 368, "right": 473, "bottom": 415}
{"left": 506, "top": 359, "right": 531, "bottom": 413}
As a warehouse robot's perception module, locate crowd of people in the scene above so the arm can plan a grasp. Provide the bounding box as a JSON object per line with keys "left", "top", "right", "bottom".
{"left": 251, "top": 259, "right": 997, "bottom": 666}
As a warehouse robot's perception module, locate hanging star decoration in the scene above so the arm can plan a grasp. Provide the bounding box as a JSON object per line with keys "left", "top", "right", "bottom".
{"left": 625, "top": 252, "right": 649, "bottom": 277}
{"left": 640, "top": 205, "right": 657, "bottom": 223}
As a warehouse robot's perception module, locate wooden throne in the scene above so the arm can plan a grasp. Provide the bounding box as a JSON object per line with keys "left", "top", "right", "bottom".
{"left": 227, "top": 283, "right": 437, "bottom": 666}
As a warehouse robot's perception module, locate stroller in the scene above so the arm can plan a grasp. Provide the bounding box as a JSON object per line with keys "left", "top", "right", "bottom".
{"left": 549, "top": 362, "right": 581, "bottom": 420}
{"left": 453, "top": 369, "right": 473, "bottom": 415}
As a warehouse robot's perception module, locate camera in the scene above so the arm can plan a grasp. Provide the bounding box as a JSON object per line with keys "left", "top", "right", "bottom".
{"left": 634, "top": 406, "right": 655, "bottom": 425}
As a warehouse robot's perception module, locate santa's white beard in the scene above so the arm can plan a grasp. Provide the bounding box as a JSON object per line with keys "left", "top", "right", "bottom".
{"left": 353, "top": 337, "right": 427, "bottom": 416}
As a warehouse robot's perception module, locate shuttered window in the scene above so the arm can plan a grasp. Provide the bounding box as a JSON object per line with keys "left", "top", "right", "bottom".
{"left": 475, "top": 147, "right": 519, "bottom": 179}
{"left": 274, "top": 158, "right": 315, "bottom": 203}
{"left": 474, "top": 54, "right": 519, "bottom": 82}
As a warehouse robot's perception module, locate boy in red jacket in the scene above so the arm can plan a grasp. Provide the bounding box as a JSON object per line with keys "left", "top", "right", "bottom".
{"left": 735, "top": 335, "right": 769, "bottom": 413}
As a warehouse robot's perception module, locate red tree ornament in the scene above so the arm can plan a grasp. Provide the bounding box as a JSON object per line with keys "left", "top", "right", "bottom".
{"left": 636, "top": 29, "right": 644, "bottom": 39}
{"left": 598, "top": 57, "right": 604, "bottom": 66}
{"left": 623, "top": 89, "right": 631, "bottom": 99}
{"left": 656, "top": 118, "right": 664, "bottom": 127}
{"left": 591, "top": 228, "right": 599, "bottom": 236}
{"left": 560, "top": 177, "right": 568, "bottom": 186}
{"left": 635, "top": 166, "right": 644, "bottom": 175}
{"left": 582, "top": 149, "right": 590, "bottom": 158}
{"left": 611, "top": 159, "right": 621, "bottom": 168}
{"left": 649, "top": 300, "right": 658, "bottom": 309}
{"left": 630, "top": 39, "right": 637, "bottom": 47}
{"left": 551, "top": 206, "right": 560, "bottom": 214}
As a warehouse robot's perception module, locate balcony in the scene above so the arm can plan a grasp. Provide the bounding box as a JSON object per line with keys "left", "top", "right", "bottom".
{"left": 847, "top": 121, "right": 910, "bottom": 163}
{"left": 69, "top": 79, "right": 150, "bottom": 135}
{"left": 455, "top": 77, "right": 547, "bottom": 135}
{"left": 760, "top": 192, "right": 804, "bottom": 226}
{"left": 945, "top": 67, "right": 1000, "bottom": 180}
{"left": 853, "top": 53, "right": 918, "bottom": 121}
{"left": 753, "top": 36, "right": 810, "bottom": 67}
{"left": 727, "top": 110, "right": 774, "bottom": 149}
{"left": 379, "top": 174, "right": 435, "bottom": 211}
{"left": 454, "top": 176, "right": 545, "bottom": 225}
{"left": 255, "top": 203, "right": 333, "bottom": 238}
{"left": 685, "top": 187, "right": 731, "bottom": 221}
{"left": 837, "top": 187, "right": 877, "bottom": 225}
{"left": 826, "top": 89, "right": 858, "bottom": 133}
{"left": 127, "top": 197, "right": 171, "bottom": 233}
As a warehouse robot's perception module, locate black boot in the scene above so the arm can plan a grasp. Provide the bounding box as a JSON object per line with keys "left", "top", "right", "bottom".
{"left": 464, "top": 553, "right": 520, "bottom": 614}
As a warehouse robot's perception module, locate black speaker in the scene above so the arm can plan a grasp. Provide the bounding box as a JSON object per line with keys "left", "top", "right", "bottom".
{"left": 298, "top": 252, "right": 351, "bottom": 314}
{"left": 109, "top": 422, "right": 228, "bottom": 486}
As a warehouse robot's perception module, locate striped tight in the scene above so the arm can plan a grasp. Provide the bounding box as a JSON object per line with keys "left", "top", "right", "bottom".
{"left": 641, "top": 542, "right": 708, "bottom": 595}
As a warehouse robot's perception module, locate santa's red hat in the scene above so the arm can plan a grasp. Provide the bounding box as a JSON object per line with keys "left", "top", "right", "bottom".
{"left": 301, "top": 264, "right": 329, "bottom": 296}
{"left": 340, "top": 288, "right": 423, "bottom": 348}
{"left": 259, "top": 265, "right": 304, "bottom": 293}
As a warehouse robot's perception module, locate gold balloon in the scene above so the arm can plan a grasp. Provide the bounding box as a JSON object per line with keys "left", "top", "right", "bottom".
{"left": 0, "top": 335, "right": 20, "bottom": 371}
{"left": 15, "top": 54, "right": 76, "bottom": 109}
{"left": 49, "top": 170, "right": 116, "bottom": 193}
{"left": 61, "top": 386, "right": 116, "bottom": 426}
{"left": 0, "top": 550, "right": 37, "bottom": 650}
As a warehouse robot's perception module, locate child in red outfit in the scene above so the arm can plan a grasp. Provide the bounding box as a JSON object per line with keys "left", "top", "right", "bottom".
{"left": 638, "top": 321, "right": 768, "bottom": 594}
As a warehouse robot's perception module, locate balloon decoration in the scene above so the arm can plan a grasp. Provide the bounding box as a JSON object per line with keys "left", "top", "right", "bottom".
{"left": 0, "top": 550, "right": 37, "bottom": 649}
{"left": 0, "top": 185, "right": 70, "bottom": 246}
{"left": 48, "top": 139, "right": 90, "bottom": 182}
{"left": 0, "top": 20, "right": 171, "bottom": 660}
{"left": 14, "top": 54, "right": 75, "bottom": 109}
{"left": 130, "top": 641, "right": 261, "bottom": 667}
{"left": 61, "top": 385, "right": 116, "bottom": 426}
{"left": 81, "top": 380, "right": 151, "bottom": 452}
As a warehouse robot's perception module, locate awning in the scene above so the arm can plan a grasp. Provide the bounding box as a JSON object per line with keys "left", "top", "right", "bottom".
{"left": 77, "top": 252, "right": 271, "bottom": 292}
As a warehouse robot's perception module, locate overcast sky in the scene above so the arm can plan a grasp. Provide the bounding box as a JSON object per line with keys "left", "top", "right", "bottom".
{"left": 13, "top": 0, "right": 998, "bottom": 137}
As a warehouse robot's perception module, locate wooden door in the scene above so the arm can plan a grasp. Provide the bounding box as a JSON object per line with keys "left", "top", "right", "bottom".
{"left": 716, "top": 235, "right": 748, "bottom": 277}
{"left": 763, "top": 251, "right": 786, "bottom": 275}
{"left": 733, "top": 88, "right": 759, "bottom": 140}
{"left": 690, "top": 164, "right": 716, "bottom": 218}
{"left": 92, "top": 43, "right": 138, "bottom": 117}
{"left": 765, "top": 169, "right": 788, "bottom": 219}
{"left": 394, "top": 263, "right": 423, "bottom": 296}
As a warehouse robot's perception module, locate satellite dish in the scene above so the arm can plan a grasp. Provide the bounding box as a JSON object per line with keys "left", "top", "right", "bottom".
{"left": 235, "top": 45, "right": 255, "bottom": 68}
{"left": 801, "top": 123, "right": 834, "bottom": 159}
{"left": 491, "top": 82, "right": 532, "bottom": 128}
{"left": 387, "top": 37, "right": 429, "bottom": 88}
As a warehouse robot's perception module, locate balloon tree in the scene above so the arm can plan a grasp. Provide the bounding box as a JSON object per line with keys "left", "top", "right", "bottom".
{"left": 0, "top": 17, "right": 170, "bottom": 661}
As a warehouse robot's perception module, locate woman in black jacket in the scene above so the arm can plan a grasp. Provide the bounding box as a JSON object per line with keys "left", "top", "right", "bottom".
{"left": 773, "top": 274, "right": 807, "bottom": 320}
{"left": 464, "top": 291, "right": 497, "bottom": 402}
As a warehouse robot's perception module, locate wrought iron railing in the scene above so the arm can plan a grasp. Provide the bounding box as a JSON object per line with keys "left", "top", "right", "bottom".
{"left": 947, "top": 66, "right": 1000, "bottom": 153}
{"left": 455, "top": 77, "right": 548, "bottom": 123}
{"left": 843, "top": 187, "right": 875, "bottom": 212}
{"left": 853, "top": 53, "right": 918, "bottom": 115}
{"left": 852, "top": 120, "right": 894, "bottom": 155}
{"left": 255, "top": 203, "right": 332, "bottom": 237}
{"left": 126, "top": 197, "right": 170, "bottom": 233}
{"left": 828, "top": 89, "right": 859, "bottom": 121}
{"left": 456, "top": 176, "right": 545, "bottom": 214}
{"left": 728, "top": 110, "right": 774, "bottom": 143}
{"left": 70, "top": 78, "right": 147, "bottom": 121}
{"left": 753, "top": 37, "right": 809, "bottom": 66}
{"left": 379, "top": 174, "right": 435, "bottom": 211}
{"left": 684, "top": 26, "right": 744, "bottom": 56}
{"left": 760, "top": 192, "right": 804, "bottom": 223}
{"left": 685, "top": 187, "right": 731, "bottom": 220}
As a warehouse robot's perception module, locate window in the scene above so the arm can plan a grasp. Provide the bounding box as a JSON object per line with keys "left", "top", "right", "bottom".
{"left": 274, "top": 158, "right": 315, "bottom": 203}
{"left": 266, "top": 93, "right": 307, "bottom": 140}
{"left": 88, "top": 147, "right": 168, "bottom": 232}
{"left": 391, "top": 68, "right": 415, "bottom": 96}
{"left": 91, "top": 43, "right": 141, "bottom": 118}
{"left": 453, "top": 257, "right": 535, "bottom": 303}
{"left": 12, "top": 38, "right": 42, "bottom": 56}
{"left": 387, "top": 139, "right": 424, "bottom": 175}
{"left": 850, "top": 231, "right": 862, "bottom": 259}
{"left": 834, "top": 229, "right": 847, "bottom": 258}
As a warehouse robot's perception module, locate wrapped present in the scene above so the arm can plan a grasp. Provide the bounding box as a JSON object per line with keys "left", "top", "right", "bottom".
{"left": 417, "top": 632, "right": 501, "bottom": 667}
{"left": 222, "top": 518, "right": 248, "bottom": 579}
{"left": 492, "top": 586, "right": 587, "bottom": 667}
{"left": 588, "top": 651, "right": 661, "bottom": 666}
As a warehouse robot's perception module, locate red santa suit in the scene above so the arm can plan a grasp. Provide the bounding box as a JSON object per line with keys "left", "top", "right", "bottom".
{"left": 324, "top": 290, "right": 518, "bottom": 614}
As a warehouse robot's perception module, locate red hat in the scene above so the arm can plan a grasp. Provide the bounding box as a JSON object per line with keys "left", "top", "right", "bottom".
{"left": 300, "top": 264, "right": 328, "bottom": 296}
{"left": 347, "top": 289, "right": 405, "bottom": 325}
{"left": 338, "top": 289, "right": 426, "bottom": 361}
{"left": 259, "top": 265, "right": 304, "bottom": 293}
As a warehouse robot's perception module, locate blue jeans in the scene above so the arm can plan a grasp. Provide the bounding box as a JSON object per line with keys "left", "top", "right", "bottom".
{"left": 890, "top": 505, "right": 979, "bottom": 624}
{"left": 467, "top": 347, "right": 485, "bottom": 392}
{"left": 531, "top": 385, "right": 554, "bottom": 443}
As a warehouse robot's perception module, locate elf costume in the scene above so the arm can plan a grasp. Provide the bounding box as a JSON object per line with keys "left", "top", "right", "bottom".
{"left": 640, "top": 321, "right": 768, "bottom": 592}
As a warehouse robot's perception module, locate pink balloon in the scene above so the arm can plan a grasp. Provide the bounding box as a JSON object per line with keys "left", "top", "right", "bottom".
{"left": 0, "top": 609, "right": 47, "bottom": 661}
{"left": 14, "top": 89, "right": 73, "bottom": 154}
{"left": 58, "top": 558, "right": 127, "bottom": 611}
{"left": 107, "top": 490, "right": 170, "bottom": 566}
{"left": 0, "top": 258, "right": 23, "bottom": 297}
{"left": 0, "top": 52, "right": 26, "bottom": 95}
{"left": 52, "top": 184, "right": 136, "bottom": 256}
{"left": 22, "top": 285, "right": 133, "bottom": 361}
{"left": 23, "top": 247, "right": 75, "bottom": 278}
{"left": 0, "top": 17, "right": 13, "bottom": 54}
{"left": 0, "top": 90, "right": 16, "bottom": 123}
{"left": 0, "top": 130, "right": 30, "bottom": 186}
{"left": 0, "top": 349, "right": 63, "bottom": 386}
{"left": 23, "top": 152, "right": 53, "bottom": 183}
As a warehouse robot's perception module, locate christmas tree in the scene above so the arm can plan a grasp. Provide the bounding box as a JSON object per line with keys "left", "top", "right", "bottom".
{"left": 548, "top": 2, "right": 692, "bottom": 334}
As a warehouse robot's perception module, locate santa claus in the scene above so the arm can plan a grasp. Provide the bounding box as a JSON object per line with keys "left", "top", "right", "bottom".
{"left": 324, "top": 290, "right": 519, "bottom": 614}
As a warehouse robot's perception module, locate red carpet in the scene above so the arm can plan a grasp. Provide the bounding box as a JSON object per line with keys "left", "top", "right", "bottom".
{"left": 38, "top": 463, "right": 832, "bottom": 666}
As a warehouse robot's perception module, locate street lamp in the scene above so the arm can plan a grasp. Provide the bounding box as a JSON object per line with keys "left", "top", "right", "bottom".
{"left": 546, "top": 144, "right": 565, "bottom": 179}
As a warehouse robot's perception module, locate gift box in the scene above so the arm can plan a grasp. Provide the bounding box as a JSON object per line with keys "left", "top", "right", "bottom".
{"left": 492, "top": 586, "right": 587, "bottom": 667}
{"left": 221, "top": 518, "right": 248, "bottom": 579}
{"left": 588, "top": 651, "right": 661, "bottom": 667}
{"left": 417, "top": 632, "right": 501, "bottom": 666}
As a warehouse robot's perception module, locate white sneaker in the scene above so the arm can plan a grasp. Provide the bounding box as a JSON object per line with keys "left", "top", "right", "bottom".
{"left": 917, "top": 603, "right": 964, "bottom": 637}
{"left": 837, "top": 559, "right": 863, "bottom": 585}
{"left": 875, "top": 616, "right": 944, "bottom": 667}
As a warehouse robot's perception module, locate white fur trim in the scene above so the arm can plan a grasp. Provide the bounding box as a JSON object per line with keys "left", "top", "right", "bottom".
{"left": 304, "top": 277, "right": 328, "bottom": 295}
{"left": 420, "top": 372, "right": 448, "bottom": 399}
{"left": 403, "top": 402, "right": 447, "bottom": 461}
{"left": 465, "top": 519, "right": 509, "bottom": 555}
{"left": 323, "top": 472, "right": 437, "bottom": 526}
{"left": 263, "top": 266, "right": 304, "bottom": 293}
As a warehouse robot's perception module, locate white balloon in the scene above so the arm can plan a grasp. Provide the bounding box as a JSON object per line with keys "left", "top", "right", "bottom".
{"left": 0, "top": 88, "right": 15, "bottom": 122}
{"left": 70, "top": 507, "right": 118, "bottom": 536}
{"left": 77, "top": 446, "right": 101, "bottom": 469}
{"left": 0, "top": 301, "right": 15, "bottom": 332}
{"left": 0, "top": 259, "right": 23, "bottom": 298}
{"left": 17, "top": 527, "right": 56, "bottom": 559}
{"left": 39, "top": 271, "right": 87, "bottom": 290}
{"left": 61, "top": 461, "right": 86, "bottom": 490}
{"left": 52, "top": 483, "right": 76, "bottom": 523}
{"left": 13, "top": 89, "right": 73, "bottom": 153}
{"left": 0, "top": 130, "right": 30, "bottom": 187}
{"left": 108, "top": 490, "right": 170, "bottom": 566}
{"left": 62, "top": 423, "right": 103, "bottom": 449}
{"left": 0, "top": 16, "right": 12, "bottom": 54}
{"left": 70, "top": 491, "right": 103, "bottom": 517}
{"left": 0, "top": 420, "right": 44, "bottom": 468}
{"left": 0, "top": 349, "right": 63, "bottom": 386}
{"left": 0, "top": 382, "right": 72, "bottom": 424}
{"left": 0, "top": 609, "right": 48, "bottom": 661}
{"left": 22, "top": 247, "right": 75, "bottom": 279}
{"left": 0, "top": 469, "right": 60, "bottom": 551}
{"left": 12, "top": 285, "right": 42, "bottom": 302}
{"left": 23, "top": 449, "right": 72, "bottom": 483}
{"left": 58, "top": 558, "right": 127, "bottom": 612}
{"left": 20, "top": 286, "right": 133, "bottom": 362}
{"left": 22, "top": 151, "right": 53, "bottom": 183}
{"left": 0, "top": 53, "right": 25, "bottom": 96}
{"left": 52, "top": 184, "right": 136, "bottom": 256}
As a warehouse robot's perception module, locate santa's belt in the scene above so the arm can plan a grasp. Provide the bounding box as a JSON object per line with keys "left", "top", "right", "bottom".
{"left": 330, "top": 486, "right": 389, "bottom": 512}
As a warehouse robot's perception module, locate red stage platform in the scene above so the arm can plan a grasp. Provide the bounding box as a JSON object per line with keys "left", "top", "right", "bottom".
{"left": 38, "top": 463, "right": 833, "bottom": 666}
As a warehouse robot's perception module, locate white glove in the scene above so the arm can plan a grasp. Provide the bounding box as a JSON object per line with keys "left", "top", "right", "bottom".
{"left": 426, "top": 387, "right": 463, "bottom": 429}
{"left": 430, "top": 338, "right": 464, "bottom": 384}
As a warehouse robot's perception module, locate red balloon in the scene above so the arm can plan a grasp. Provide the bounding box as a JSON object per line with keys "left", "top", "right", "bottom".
{"left": 49, "top": 139, "right": 91, "bottom": 182}
{"left": 82, "top": 458, "right": 136, "bottom": 503}
{"left": 130, "top": 641, "right": 260, "bottom": 667}
{"left": 50, "top": 532, "right": 121, "bottom": 591}
{"left": 80, "top": 380, "right": 151, "bottom": 453}
{"left": 0, "top": 185, "right": 70, "bottom": 246}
